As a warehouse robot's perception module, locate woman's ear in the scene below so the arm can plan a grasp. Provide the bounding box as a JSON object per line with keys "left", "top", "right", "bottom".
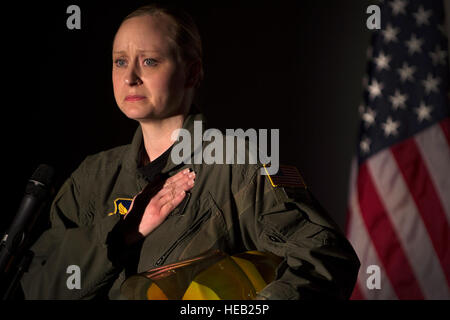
{"left": 185, "top": 60, "right": 202, "bottom": 89}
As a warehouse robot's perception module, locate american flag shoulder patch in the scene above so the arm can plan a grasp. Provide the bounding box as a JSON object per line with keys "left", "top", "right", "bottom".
{"left": 264, "top": 164, "right": 307, "bottom": 189}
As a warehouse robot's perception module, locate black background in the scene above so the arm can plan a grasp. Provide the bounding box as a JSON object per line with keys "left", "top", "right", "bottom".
{"left": 2, "top": 0, "right": 372, "bottom": 235}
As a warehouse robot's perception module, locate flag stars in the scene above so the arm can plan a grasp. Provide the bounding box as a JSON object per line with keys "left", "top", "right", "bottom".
{"left": 381, "top": 117, "right": 400, "bottom": 137}
{"left": 413, "top": 6, "right": 432, "bottom": 26}
{"left": 368, "top": 79, "right": 384, "bottom": 99}
{"left": 356, "top": 2, "right": 445, "bottom": 163}
{"left": 382, "top": 24, "right": 400, "bottom": 43}
{"left": 362, "top": 108, "right": 377, "bottom": 128}
{"left": 389, "top": 0, "right": 407, "bottom": 15}
{"left": 389, "top": 90, "right": 408, "bottom": 110}
{"left": 374, "top": 51, "right": 392, "bottom": 71}
{"left": 415, "top": 102, "right": 432, "bottom": 122}
{"left": 422, "top": 73, "right": 440, "bottom": 94}
{"left": 397, "top": 62, "right": 416, "bottom": 82}
{"left": 405, "top": 34, "right": 424, "bottom": 55}
{"left": 429, "top": 45, "right": 447, "bottom": 66}
{"left": 360, "top": 137, "right": 371, "bottom": 154}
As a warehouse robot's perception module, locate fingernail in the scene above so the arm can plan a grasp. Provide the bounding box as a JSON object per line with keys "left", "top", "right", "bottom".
{"left": 188, "top": 172, "right": 196, "bottom": 178}
{"left": 179, "top": 190, "right": 185, "bottom": 196}
{"left": 183, "top": 168, "right": 190, "bottom": 174}
{"left": 188, "top": 179, "right": 195, "bottom": 186}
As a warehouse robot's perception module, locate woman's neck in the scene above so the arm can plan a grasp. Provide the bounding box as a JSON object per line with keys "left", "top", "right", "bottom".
{"left": 140, "top": 114, "right": 185, "bottom": 163}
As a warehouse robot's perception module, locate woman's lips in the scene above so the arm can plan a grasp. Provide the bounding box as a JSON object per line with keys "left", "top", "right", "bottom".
{"left": 125, "top": 95, "right": 146, "bottom": 101}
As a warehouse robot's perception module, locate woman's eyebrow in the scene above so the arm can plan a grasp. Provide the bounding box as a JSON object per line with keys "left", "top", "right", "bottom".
{"left": 113, "top": 49, "right": 161, "bottom": 55}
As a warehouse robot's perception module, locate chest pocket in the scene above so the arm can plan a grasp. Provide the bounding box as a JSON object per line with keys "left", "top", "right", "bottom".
{"left": 152, "top": 191, "right": 229, "bottom": 268}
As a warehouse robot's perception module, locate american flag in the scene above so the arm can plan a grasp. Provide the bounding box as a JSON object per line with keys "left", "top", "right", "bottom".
{"left": 346, "top": 0, "right": 450, "bottom": 299}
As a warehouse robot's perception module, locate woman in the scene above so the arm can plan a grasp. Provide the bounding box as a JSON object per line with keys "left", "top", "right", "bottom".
{"left": 21, "top": 4, "right": 359, "bottom": 299}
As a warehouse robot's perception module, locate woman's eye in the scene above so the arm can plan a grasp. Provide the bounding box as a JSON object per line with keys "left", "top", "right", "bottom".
{"left": 144, "top": 58, "right": 158, "bottom": 67}
{"left": 114, "top": 59, "right": 127, "bottom": 67}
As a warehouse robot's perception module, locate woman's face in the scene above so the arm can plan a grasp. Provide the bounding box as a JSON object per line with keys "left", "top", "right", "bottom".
{"left": 112, "top": 14, "right": 188, "bottom": 121}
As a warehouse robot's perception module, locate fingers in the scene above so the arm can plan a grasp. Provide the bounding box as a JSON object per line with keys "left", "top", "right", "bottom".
{"left": 158, "top": 186, "right": 186, "bottom": 206}
{"left": 158, "top": 170, "right": 195, "bottom": 199}
{"left": 164, "top": 168, "right": 192, "bottom": 187}
{"left": 154, "top": 169, "right": 195, "bottom": 214}
{"left": 133, "top": 169, "right": 196, "bottom": 238}
{"left": 159, "top": 189, "right": 187, "bottom": 217}
{"left": 128, "top": 168, "right": 195, "bottom": 219}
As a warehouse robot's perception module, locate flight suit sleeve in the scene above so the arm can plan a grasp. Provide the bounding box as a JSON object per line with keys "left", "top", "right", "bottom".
{"left": 20, "top": 159, "right": 125, "bottom": 299}
{"left": 233, "top": 165, "right": 360, "bottom": 300}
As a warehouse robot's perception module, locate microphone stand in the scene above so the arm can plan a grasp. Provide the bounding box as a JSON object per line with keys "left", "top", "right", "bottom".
{"left": 2, "top": 250, "right": 34, "bottom": 300}
{"left": 0, "top": 164, "right": 55, "bottom": 300}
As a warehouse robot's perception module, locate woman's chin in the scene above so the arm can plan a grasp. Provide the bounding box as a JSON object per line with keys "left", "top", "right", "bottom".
{"left": 120, "top": 105, "right": 156, "bottom": 120}
{"left": 118, "top": 103, "right": 182, "bottom": 121}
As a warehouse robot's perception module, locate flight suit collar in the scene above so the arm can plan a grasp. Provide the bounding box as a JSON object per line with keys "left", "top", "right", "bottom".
{"left": 123, "top": 111, "right": 207, "bottom": 182}
{"left": 161, "top": 112, "right": 206, "bottom": 175}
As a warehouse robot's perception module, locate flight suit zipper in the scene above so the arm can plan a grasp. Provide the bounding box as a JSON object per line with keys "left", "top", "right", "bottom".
{"left": 154, "top": 210, "right": 211, "bottom": 266}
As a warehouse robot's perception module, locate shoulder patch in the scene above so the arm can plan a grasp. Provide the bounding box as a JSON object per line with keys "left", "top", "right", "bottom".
{"left": 108, "top": 198, "right": 133, "bottom": 216}
{"left": 264, "top": 164, "right": 307, "bottom": 189}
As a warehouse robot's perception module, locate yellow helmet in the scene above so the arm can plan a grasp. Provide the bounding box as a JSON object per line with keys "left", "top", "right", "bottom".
{"left": 121, "top": 250, "right": 282, "bottom": 300}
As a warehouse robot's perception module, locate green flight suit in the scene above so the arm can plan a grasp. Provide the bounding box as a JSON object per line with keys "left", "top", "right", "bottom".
{"left": 21, "top": 112, "right": 360, "bottom": 299}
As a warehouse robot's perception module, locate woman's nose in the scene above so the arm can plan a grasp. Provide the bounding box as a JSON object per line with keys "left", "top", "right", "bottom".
{"left": 124, "top": 68, "right": 143, "bottom": 86}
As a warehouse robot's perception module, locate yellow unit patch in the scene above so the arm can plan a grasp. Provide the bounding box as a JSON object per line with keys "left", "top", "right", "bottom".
{"left": 108, "top": 198, "right": 133, "bottom": 216}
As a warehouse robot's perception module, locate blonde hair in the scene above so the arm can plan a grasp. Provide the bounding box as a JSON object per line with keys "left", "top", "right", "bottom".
{"left": 122, "top": 3, "right": 204, "bottom": 87}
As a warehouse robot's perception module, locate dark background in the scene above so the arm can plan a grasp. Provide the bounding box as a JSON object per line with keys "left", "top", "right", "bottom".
{"left": 2, "top": 0, "right": 372, "bottom": 235}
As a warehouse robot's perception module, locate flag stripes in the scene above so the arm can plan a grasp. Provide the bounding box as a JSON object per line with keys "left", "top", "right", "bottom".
{"left": 391, "top": 133, "right": 450, "bottom": 287}
{"left": 415, "top": 122, "right": 450, "bottom": 223}
{"left": 348, "top": 120, "right": 450, "bottom": 299}
{"left": 356, "top": 161, "right": 425, "bottom": 299}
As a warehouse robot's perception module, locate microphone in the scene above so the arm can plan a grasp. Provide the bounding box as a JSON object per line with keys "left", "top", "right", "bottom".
{"left": 0, "top": 164, "right": 55, "bottom": 273}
